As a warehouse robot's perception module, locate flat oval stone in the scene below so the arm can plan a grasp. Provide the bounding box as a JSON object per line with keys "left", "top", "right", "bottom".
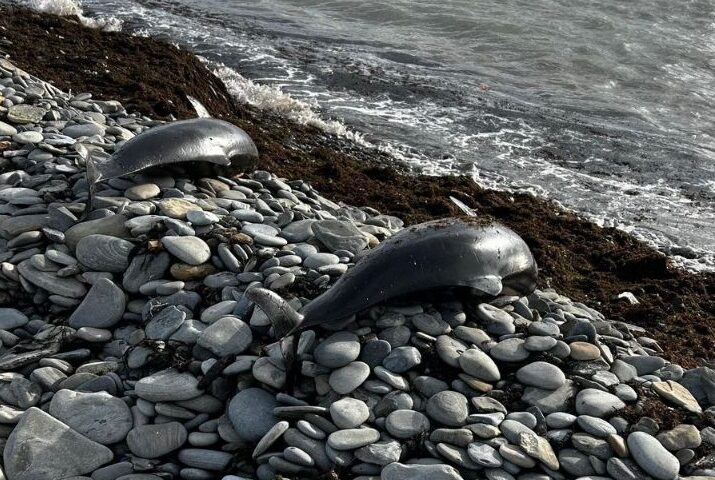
{"left": 524, "top": 335, "right": 558, "bottom": 352}
{"left": 382, "top": 346, "right": 421, "bottom": 373}
{"left": 13, "top": 130, "right": 44, "bottom": 144}
{"left": 177, "top": 448, "right": 233, "bottom": 470}
{"left": 313, "top": 331, "right": 361, "bottom": 368}
{"left": 126, "top": 421, "right": 188, "bottom": 458}
{"left": 69, "top": 278, "right": 126, "bottom": 328}
{"left": 516, "top": 361, "right": 565, "bottom": 390}
{"left": 283, "top": 446, "right": 314, "bottom": 467}
{"left": 436, "top": 335, "right": 467, "bottom": 367}
{"left": 280, "top": 219, "right": 316, "bottom": 243}
{"left": 330, "top": 398, "right": 369, "bottom": 429}
{"left": 49, "top": 389, "right": 133, "bottom": 445}
{"left": 197, "top": 316, "right": 253, "bottom": 356}
{"left": 427, "top": 391, "right": 469, "bottom": 427}
{"left": 459, "top": 348, "right": 500, "bottom": 382}
{"left": 312, "top": 220, "right": 368, "bottom": 254}
{"left": 76, "top": 234, "right": 133, "bottom": 272}
{"left": 621, "top": 355, "right": 666, "bottom": 375}
{"left": 7, "top": 104, "right": 46, "bottom": 123}
{"left": 576, "top": 415, "right": 618, "bottom": 438}
{"left": 490, "top": 338, "right": 529, "bottom": 362}
{"left": 476, "top": 303, "right": 515, "bottom": 335}
{"left": 158, "top": 198, "right": 201, "bottom": 219}
{"left": 385, "top": 409, "right": 431, "bottom": 439}
{"left": 656, "top": 424, "right": 701, "bottom": 451}
{"left": 328, "top": 361, "right": 370, "bottom": 394}
{"left": 17, "top": 260, "right": 87, "bottom": 298}
{"left": 359, "top": 339, "right": 392, "bottom": 368}
{"left": 327, "top": 427, "right": 380, "bottom": 450}
{"left": 627, "top": 431, "right": 680, "bottom": 480}
{"left": 381, "top": 462, "right": 463, "bottom": 480}
{"left": 161, "top": 236, "right": 211, "bottom": 265}
{"left": 145, "top": 305, "right": 187, "bottom": 340}
{"left": 125, "top": 183, "right": 160, "bottom": 200}
{"left": 0, "top": 308, "right": 29, "bottom": 330}
{"left": 569, "top": 341, "right": 601, "bottom": 361}
{"left": 0, "top": 120, "right": 18, "bottom": 135}
{"left": 467, "top": 442, "right": 503, "bottom": 467}
{"left": 252, "top": 420, "right": 290, "bottom": 458}
{"left": 575, "top": 389, "right": 626, "bottom": 418}
{"left": 303, "top": 252, "right": 339, "bottom": 269}
{"left": 228, "top": 388, "right": 278, "bottom": 442}
{"left": 558, "top": 448, "right": 594, "bottom": 476}
{"left": 355, "top": 439, "right": 402, "bottom": 466}
{"left": 411, "top": 313, "right": 451, "bottom": 336}
{"left": 135, "top": 369, "right": 202, "bottom": 402}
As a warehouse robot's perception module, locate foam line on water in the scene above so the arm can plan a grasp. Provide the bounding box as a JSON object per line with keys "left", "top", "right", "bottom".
{"left": 25, "top": 0, "right": 122, "bottom": 31}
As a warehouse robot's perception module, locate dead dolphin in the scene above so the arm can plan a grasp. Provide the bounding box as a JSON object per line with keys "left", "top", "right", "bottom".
{"left": 86, "top": 118, "right": 258, "bottom": 208}
{"left": 248, "top": 217, "right": 538, "bottom": 337}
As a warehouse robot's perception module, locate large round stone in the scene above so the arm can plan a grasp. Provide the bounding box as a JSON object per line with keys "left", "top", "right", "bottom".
{"left": 575, "top": 389, "right": 626, "bottom": 417}
{"left": 161, "top": 236, "right": 211, "bottom": 265}
{"left": 197, "top": 316, "right": 253, "bottom": 356}
{"left": 68, "top": 278, "right": 126, "bottom": 328}
{"left": 135, "top": 369, "right": 202, "bottom": 402}
{"left": 459, "top": 348, "right": 500, "bottom": 382}
{"left": 4, "top": 407, "right": 113, "bottom": 480}
{"left": 426, "top": 391, "right": 469, "bottom": 426}
{"left": 627, "top": 431, "right": 680, "bottom": 480}
{"left": 330, "top": 398, "right": 369, "bottom": 429}
{"left": 516, "top": 361, "right": 565, "bottom": 390}
{"left": 228, "top": 388, "right": 278, "bottom": 442}
{"left": 49, "top": 389, "right": 133, "bottom": 445}
{"left": 385, "top": 409, "right": 430, "bottom": 439}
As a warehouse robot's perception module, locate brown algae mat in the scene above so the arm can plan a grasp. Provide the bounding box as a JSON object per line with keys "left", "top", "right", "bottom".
{"left": 0, "top": 7, "right": 713, "bottom": 367}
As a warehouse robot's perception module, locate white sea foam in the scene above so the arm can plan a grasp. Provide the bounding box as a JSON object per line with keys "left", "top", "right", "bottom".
{"left": 213, "top": 63, "right": 369, "bottom": 145}
{"left": 26, "top": 0, "right": 122, "bottom": 31}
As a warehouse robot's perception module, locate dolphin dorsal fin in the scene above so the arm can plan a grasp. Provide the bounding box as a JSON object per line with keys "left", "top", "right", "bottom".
{"left": 471, "top": 275, "right": 503, "bottom": 297}
{"left": 186, "top": 95, "right": 211, "bottom": 118}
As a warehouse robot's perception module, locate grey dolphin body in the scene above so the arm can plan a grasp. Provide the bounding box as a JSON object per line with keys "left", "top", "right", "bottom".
{"left": 86, "top": 118, "right": 258, "bottom": 208}
{"left": 249, "top": 217, "right": 538, "bottom": 338}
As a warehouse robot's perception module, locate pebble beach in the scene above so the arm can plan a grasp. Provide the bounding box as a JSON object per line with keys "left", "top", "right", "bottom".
{"left": 1, "top": 6, "right": 715, "bottom": 480}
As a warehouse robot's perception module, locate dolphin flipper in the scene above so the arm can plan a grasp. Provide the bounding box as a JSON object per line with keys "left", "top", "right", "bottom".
{"left": 246, "top": 287, "right": 304, "bottom": 338}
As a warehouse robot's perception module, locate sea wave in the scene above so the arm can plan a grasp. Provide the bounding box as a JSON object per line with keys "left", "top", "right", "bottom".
{"left": 213, "top": 64, "right": 367, "bottom": 145}
{"left": 25, "top": 0, "right": 122, "bottom": 31}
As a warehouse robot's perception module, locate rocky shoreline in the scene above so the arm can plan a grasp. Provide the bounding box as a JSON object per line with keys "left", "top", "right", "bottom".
{"left": 0, "top": 7, "right": 712, "bottom": 369}
{"left": 0, "top": 6, "right": 715, "bottom": 480}
{"left": 0, "top": 42, "right": 714, "bottom": 480}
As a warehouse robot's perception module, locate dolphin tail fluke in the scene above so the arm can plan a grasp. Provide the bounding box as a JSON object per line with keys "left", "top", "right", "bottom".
{"left": 246, "top": 287, "right": 304, "bottom": 338}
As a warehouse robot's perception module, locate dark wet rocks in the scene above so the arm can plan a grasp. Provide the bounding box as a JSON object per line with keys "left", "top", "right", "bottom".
{"left": 4, "top": 407, "right": 113, "bottom": 480}
{"left": 76, "top": 234, "right": 133, "bottom": 272}
{"left": 126, "top": 422, "right": 188, "bottom": 459}
{"left": 68, "top": 278, "right": 126, "bottom": 328}
{"left": 135, "top": 369, "right": 202, "bottom": 402}
{"left": 228, "top": 388, "right": 278, "bottom": 441}
{"left": 161, "top": 236, "right": 211, "bottom": 265}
